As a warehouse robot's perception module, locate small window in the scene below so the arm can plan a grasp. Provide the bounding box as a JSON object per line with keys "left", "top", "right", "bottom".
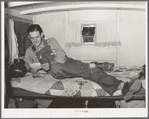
{"left": 81, "top": 24, "right": 96, "bottom": 44}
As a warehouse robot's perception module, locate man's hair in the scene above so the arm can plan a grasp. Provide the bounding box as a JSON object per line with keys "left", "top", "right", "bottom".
{"left": 27, "top": 24, "right": 43, "bottom": 35}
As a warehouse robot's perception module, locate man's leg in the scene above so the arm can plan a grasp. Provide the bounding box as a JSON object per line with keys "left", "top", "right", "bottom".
{"left": 50, "top": 62, "right": 121, "bottom": 96}
{"left": 50, "top": 62, "right": 90, "bottom": 79}
{"left": 50, "top": 62, "right": 141, "bottom": 101}
{"left": 89, "top": 68, "right": 122, "bottom": 96}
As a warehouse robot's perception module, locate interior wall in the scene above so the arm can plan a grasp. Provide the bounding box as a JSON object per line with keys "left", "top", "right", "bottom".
{"left": 35, "top": 9, "right": 146, "bottom": 66}
{"left": 35, "top": 12, "right": 68, "bottom": 54}
{"left": 119, "top": 10, "right": 146, "bottom": 66}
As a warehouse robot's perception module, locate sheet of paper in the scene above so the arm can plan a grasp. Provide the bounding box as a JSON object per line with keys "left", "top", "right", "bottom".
{"left": 29, "top": 63, "right": 42, "bottom": 70}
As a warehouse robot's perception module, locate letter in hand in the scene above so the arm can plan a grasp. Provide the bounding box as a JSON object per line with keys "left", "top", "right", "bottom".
{"left": 31, "top": 68, "right": 39, "bottom": 78}
{"left": 31, "top": 68, "right": 39, "bottom": 74}
{"left": 41, "top": 63, "right": 50, "bottom": 71}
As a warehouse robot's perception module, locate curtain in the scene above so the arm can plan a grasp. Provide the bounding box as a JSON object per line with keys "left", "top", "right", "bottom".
{"left": 65, "top": 21, "right": 121, "bottom": 47}
{"left": 95, "top": 21, "right": 121, "bottom": 47}
{"left": 7, "top": 19, "right": 19, "bottom": 64}
{"left": 13, "top": 20, "right": 32, "bottom": 56}
{"left": 5, "top": 15, "right": 33, "bottom": 65}
{"left": 65, "top": 22, "right": 82, "bottom": 47}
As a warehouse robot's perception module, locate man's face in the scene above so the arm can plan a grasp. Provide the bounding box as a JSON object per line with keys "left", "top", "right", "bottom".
{"left": 28, "top": 31, "right": 43, "bottom": 47}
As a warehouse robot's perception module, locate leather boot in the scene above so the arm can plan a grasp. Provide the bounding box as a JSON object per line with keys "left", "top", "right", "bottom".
{"left": 122, "top": 80, "right": 142, "bottom": 101}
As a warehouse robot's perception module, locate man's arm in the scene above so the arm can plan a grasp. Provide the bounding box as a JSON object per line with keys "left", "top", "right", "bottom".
{"left": 47, "top": 38, "right": 67, "bottom": 64}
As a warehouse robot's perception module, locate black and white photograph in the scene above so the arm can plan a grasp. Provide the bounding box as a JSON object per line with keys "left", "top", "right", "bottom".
{"left": 2, "top": 1, "right": 148, "bottom": 118}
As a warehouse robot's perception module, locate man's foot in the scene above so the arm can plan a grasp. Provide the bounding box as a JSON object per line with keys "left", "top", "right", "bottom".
{"left": 122, "top": 80, "right": 142, "bottom": 101}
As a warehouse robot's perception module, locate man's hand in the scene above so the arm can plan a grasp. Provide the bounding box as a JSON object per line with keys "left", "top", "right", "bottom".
{"left": 31, "top": 68, "right": 39, "bottom": 74}
{"left": 41, "top": 63, "right": 50, "bottom": 71}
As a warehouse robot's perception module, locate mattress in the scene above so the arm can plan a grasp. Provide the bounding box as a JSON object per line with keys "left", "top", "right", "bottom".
{"left": 10, "top": 65, "right": 143, "bottom": 97}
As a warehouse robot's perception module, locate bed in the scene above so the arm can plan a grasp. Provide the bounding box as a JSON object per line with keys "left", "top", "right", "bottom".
{"left": 9, "top": 65, "right": 146, "bottom": 108}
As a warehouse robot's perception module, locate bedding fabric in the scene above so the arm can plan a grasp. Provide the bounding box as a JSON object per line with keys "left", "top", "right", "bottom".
{"left": 10, "top": 65, "right": 143, "bottom": 97}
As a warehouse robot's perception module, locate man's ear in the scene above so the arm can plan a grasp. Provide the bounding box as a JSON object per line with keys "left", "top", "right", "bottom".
{"left": 41, "top": 33, "right": 44, "bottom": 38}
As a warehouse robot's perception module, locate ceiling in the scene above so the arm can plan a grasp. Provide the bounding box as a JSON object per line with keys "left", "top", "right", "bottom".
{"left": 5, "top": 1, "right": 146, "bottom": 15}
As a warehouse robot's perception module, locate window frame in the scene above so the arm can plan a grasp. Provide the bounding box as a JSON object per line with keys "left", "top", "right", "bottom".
{"left": 81, "top": 23, "right": 97, "bottom": 45}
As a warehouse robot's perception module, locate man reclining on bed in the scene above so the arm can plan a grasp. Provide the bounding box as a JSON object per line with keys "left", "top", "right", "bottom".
{"left": 24, "top": 24, "right": 142, "bottom": 101}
